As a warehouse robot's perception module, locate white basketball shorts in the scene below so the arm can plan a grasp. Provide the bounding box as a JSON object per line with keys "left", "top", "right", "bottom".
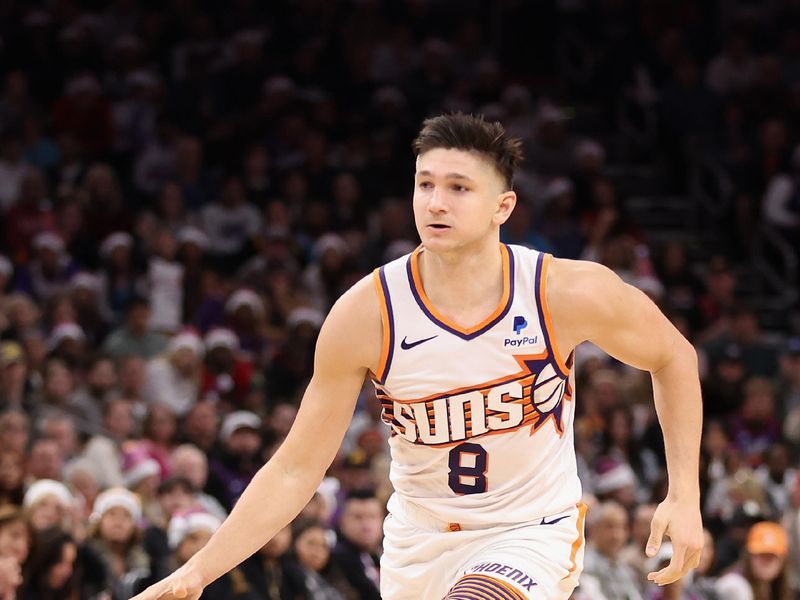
{"left": 380, "top": 497, "right": 587, "bottom": 599}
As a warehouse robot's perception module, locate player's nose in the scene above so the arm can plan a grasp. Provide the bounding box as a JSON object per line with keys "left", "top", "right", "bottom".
{"left": 427, "top": 187, "right": 447, "bottom": 212}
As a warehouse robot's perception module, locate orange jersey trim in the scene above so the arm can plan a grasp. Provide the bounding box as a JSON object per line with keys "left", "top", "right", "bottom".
{"left": 409, "top": 243, "right": 512, "bottom": 336}
{"left": 372, "top": 268, "right": 393, "bottom": 383}
{"left": 537, "top": 254, "right": 570, "bottom": 378}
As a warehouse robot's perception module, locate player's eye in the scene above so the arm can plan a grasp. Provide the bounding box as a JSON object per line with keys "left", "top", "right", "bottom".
{"left": 452, "top": 184, "right": 468, "bottom": 192}
{"left": 418, "top": 181, "right": 433, "bottom": 190}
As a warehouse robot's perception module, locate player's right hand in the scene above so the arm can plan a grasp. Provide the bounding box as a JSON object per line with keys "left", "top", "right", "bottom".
{"left": 130, "top": 563, "right": 205, "bottom": 600}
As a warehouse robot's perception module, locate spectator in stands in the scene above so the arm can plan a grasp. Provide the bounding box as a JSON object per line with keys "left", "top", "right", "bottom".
{"left": 78, "top": 398, "right": 134, "bottom": 489}
{"left": 290, "top": 518, "right": 353, "bottom": 600}
{"left": 0, "top": 341, "right": 33, "bottom": 411}
{"left": 117, "top": 354, "right": 147, "bottom": 411}
{"left": 180, "top": 400, "right": 220, "bottom": 455}
{"left": 702, "top": 343, "right": 747, "bottom": 418}
{"left": 706, "top": 305, "right": 779, "bottom": 378}
{"left": 224, "top": 289, "right": 268, "bottom": 365}
{"left": 267, "top": 308, "right": 323, "bottom": 403}
{"left": 729, "top": 377, "right": 781, "bottom": 464}
{"left": 201, "top": 175, "right": 261, "bottom": 271}
{"left": 207, "top": 411, "right": 262, "bottom": 511}
{"left": 755, "top": 443, "right": 795, "bottom": 515}
{"left": 0, "top": 411, "right": 30, "bottom": 455}
{"left": 86, "top": 487, "right": 150, "bottom": 599}
{"left": 16, "top": 232, "right": 77, "bottom": 303}
{"left": 98, "top": 231, "right": 138, "bottom": 320}
{"left": 778, "top": 337, "right": 800, "bottom": 420}
{"left": 36, "top": 358, "right": 100, "bottom": 434}
{"left": 0, "top": 449, "right": 26, "bottom": 506}
{"left": 0, "top": 254, "right": 12, "bottom": 296}
{"left": 141, "top": 477, "right": 196, "bottom": 585}
{"left": 716, "top": 521, "right": 792, "bottom": 600}
{"left": 201, "top": 328, "right": 255, "bottom": 407}
{"left": 620, "top": 503, "right": 657, "bottom": 585}
{"left": 581, "top": 501, "right": 643, "bottom": 600}
{"left": 241, "top": 523, "right": 304, "bottom": 599}
{"left": 333, "top": 492, "right": 382, "bottom": 599}
{"left": 103, "top": 297, "right": 168, "bottom": 359}
{"left": 79, "top": 163, "right": 131, "bottom": 241}
{"left": 169, "top": 445, "right": 226, "bottom": 521}
{"left": 0, "top": 506, "right": 32, "bottom": 586}
{"left": 74, "top": 351, "right": 119, "bottom": 409}
{"left": 0, "top": 132, "right": 30, "bottom": 213}
{"left": 68, "top": 273, "right": 111, "bottom": 346}
{"left": 121, "top": 447, "right": 162, "bottom": 524}
{"left": 3, "top": 294, "right": 41, "bottom": 345}
{"left": 19, "top": 528, "right": 81, "bottom": 600}
{"left": 762, "top": 144, "right": 800, "bottom": 251}
{"left": 22, "top": 479, "right": 74, "bottom": 533}
{"left": 706, "top": 33, "right": 758, "bottom": 96}
{"left": 167, "top": 508, "right": 259, "bottom": 600}
{"left": 39, "top": 415, "right": 79, "bottom": 471}
{"left": 26, "top": 437, "right": 64, "bottom": 484}
{"left": 3, "top": 169, "right": 54, "bottom": 258}
{"left": 143, "top": 330, "right": 203, "bottom": 417}
{"left": 695, "top": 257, "right": 737, "bottom": 334}
{"left": 140, "top": 405, "right": 177, "bottom": 479}
{"left": 145, "top": 228, "right": 184, "bottom": 334}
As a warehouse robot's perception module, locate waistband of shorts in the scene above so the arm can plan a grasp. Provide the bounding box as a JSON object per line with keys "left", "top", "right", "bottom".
{"left": 388, "top": 494, "right": 499, "bottom": 533}
{"left": 388, "top": 493, "right": 585, "bottom": 534}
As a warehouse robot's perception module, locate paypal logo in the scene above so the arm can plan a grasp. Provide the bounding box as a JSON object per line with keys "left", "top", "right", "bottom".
{"left": 513, "top": 316, "right": 528, "bottom": 335}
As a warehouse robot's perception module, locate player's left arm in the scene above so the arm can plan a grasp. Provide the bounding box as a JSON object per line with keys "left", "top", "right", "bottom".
{"left": 546, "top": 257, "right": 703, "bottom": 586}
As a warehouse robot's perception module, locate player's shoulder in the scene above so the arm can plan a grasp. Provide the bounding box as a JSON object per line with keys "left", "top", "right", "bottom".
{"left": 316, "top": 271, "right": 383, "bottom": 371}
{"left": 547, "top": 256, "right": 617, "bottom": 294}
{"left": 546, "top": 257, "right": 624, "bottom": 325}
{"left": 325, "top": 272, "right": 381, "bottom": 328}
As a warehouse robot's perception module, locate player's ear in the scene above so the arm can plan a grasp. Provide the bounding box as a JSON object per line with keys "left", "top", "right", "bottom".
{"left": 494, "top": 190, "right": 516, "bottom": 225}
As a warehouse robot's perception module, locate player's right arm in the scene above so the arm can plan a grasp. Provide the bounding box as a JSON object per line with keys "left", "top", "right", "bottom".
{"left": 131, "top": 275, "right": 382, "bottom": 600}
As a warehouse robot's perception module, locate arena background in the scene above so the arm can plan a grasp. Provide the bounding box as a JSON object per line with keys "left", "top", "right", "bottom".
{"left": 0, "top": 0, "right": 799, "bottom": 598}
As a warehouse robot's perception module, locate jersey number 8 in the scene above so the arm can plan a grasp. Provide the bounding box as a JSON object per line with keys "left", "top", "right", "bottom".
{"left": 448, "top": 443, "right": 488, "bottom": 495}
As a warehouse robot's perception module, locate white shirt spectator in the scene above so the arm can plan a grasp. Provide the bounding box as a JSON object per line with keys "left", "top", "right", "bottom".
{"left": 143, "top": 356, "right": 199, "bottom": 417}
{"left": 201, "top": 201, "right": 261, "bottom": 256}
{"left": 763, "top": 173, "right": 800, "bottom": 228}
{"left": 147, "top": 257, "right": 183, "bottom": 332}
{"left": 0, "top": 157, "right": 28, "bottom": 212}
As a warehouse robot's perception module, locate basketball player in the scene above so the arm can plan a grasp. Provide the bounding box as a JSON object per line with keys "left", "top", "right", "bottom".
{"left": 132, "top": 114, "right": 703, "bottom": 599}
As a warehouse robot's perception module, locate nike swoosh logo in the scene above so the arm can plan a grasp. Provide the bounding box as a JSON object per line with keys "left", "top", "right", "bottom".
{"left": 400, "top": 335, "right": 438, "bottom": 350}
{"left": 539, "top": 515, "right": 570, "bottom": 526}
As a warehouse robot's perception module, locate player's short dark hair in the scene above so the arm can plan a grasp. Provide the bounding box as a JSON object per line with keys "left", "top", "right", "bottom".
{"left": 412, "top": 112, "right": 524, "bottom": 190}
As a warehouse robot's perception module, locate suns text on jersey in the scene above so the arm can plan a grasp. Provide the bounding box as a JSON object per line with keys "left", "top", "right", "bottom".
{"left": 376, "top": 360, "right": 570, "bottom": 447}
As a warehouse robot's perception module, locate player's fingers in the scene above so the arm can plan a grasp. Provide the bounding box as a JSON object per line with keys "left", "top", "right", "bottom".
{"left": 646, "top": 512, "right": 668, "bottom": 557}
{"left": 647, "top": 543, "right": 687, "bottom": 586}
{"left": 687, "top": 547, "right": 702, "bottom": 570}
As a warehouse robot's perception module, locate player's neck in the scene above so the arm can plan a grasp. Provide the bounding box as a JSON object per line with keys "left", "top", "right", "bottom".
{"left": 418, "top": 238, "right": 504, "bottom": 312}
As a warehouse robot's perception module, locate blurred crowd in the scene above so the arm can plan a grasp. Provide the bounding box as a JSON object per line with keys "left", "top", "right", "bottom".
{"left": 0, "top": 0, "right": 799, "bottom": 599}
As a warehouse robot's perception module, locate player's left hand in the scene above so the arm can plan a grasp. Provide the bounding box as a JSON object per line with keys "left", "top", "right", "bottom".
{"left": 645, "top": 495, "right": 704, "bottom": 586}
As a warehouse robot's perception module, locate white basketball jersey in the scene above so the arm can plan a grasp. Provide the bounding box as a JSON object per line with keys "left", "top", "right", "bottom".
{"left": 371, "top": 243, "right": 582, "bottom": 526}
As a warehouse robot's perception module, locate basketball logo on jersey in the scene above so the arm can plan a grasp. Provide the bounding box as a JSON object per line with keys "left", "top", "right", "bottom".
{"left": 376, "top": 352, "right": 572, "bottom": 447}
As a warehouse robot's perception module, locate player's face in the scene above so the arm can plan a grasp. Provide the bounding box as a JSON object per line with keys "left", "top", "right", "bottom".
{"left": 413, "top": 148, "right": 515, "bottom": 253}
